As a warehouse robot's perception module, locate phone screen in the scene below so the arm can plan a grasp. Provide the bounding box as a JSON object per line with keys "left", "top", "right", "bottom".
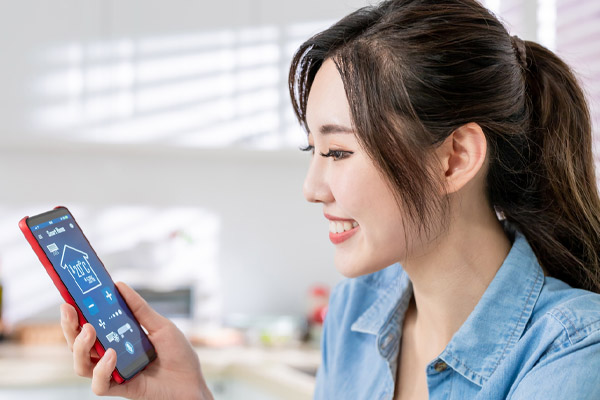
{"left": 25, "top": 207, "right": 156, "bottom": 380}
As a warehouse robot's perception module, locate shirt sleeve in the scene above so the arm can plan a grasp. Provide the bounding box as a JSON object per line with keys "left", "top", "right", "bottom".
{"left": 509, "top": 331, "right": 600, "bottom": 399}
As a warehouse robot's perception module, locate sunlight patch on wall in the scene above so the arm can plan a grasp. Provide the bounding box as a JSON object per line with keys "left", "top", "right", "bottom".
{"left": 537, "top": 0, "right": 557, "bottom": 50}
{"left": 30, "top": 23, "right": 332, "bottom": 149}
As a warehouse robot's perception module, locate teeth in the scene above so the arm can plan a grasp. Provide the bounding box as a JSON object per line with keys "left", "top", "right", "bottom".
{"left": 329, "top": 220, "right": 358, "bottom": 233}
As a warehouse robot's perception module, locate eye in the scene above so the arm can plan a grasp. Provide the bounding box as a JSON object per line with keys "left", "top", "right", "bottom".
{"left": 320, "top": 149, "right": 353, "bottom": 161}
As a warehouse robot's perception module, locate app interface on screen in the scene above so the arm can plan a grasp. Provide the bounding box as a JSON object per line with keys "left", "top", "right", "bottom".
{"left": 31, "top": 212, "right": 153, "bottom": 376}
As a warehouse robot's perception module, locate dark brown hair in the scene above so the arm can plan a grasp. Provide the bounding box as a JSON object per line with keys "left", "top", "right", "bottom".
{"left": 288, "top": 0, "right": 600, "bottom": 293}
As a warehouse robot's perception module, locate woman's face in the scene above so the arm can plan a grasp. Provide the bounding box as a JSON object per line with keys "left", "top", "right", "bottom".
{"left": 303, "top": 59, "right": 412, "bottom": 278}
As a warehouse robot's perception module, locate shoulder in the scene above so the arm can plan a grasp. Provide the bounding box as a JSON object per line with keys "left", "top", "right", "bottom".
{"left": 530, "top": 277, "right": 600, "bottom": 346}
{"left": 509, "top": 278, "right": 600, "bottom": 398}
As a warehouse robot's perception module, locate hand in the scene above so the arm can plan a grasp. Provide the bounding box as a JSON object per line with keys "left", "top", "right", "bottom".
{"left": 60, "top": 282, "right": 214, "bottom": 400}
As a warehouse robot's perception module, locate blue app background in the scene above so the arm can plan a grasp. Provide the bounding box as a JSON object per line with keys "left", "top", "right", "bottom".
{"left": 31, "top": 211, "right": 154, "bottom": 377}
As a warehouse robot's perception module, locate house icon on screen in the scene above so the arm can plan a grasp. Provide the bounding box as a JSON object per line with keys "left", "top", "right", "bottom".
{"left": 60, "top": 245, "right": 102, "bottom": 295}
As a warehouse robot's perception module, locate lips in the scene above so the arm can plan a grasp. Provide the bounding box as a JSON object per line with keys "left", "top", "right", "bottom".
{"left": 325, "top": 214, "right": 359, "bottom": 244}
{"left": 329, "top": 227, "right": 359, "bottom": 244}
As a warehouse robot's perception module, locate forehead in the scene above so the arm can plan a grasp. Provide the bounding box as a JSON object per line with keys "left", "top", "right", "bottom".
{"left": 305, "top": 59, "right": 354, "bottom": 135}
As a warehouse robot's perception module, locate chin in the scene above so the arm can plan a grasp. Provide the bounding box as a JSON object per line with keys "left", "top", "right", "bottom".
{"left": 334, "top": 256, "right": 386, "bottom": 278}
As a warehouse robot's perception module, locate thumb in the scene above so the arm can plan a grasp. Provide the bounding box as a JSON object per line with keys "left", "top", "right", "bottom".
{"left": 115, "top": 281, "right": 169, "bottom": 333}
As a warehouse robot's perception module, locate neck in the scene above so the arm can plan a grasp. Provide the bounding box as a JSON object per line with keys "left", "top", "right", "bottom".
{"left": 401, "top": 206, "right": 511, "bottom": 355}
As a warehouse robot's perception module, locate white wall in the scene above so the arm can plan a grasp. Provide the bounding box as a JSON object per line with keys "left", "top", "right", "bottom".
{"left": 0, "top": 0, "right": 375, "bottom": 325}
{"left": 0, "top": 0, "right": 365, "bottom": 147}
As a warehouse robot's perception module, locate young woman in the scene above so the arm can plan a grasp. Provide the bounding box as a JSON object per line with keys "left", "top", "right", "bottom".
{"left": 61, "top": 0, "right": 600, "bottom": 398}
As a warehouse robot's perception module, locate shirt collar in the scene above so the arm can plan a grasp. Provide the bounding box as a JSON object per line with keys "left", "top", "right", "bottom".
{"left": 440, "top": 232, "right": 544, "bottom": 386}
{"left": 350, "top": 262, "right": 412, "bottom": 335}
{"left": 347, "top": 232, "right": 544, "bottom": 387}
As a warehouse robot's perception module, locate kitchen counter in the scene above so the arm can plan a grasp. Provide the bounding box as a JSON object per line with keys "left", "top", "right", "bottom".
{"left": 0, "top": 343, "right": 318, "bottom": 399}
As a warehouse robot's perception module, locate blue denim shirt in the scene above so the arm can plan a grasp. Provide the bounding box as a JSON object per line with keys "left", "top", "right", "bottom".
{"left": 314, "top": 233, "right": 600, "bottom": 399}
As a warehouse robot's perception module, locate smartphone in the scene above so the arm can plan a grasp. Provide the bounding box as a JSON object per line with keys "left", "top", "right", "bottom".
{"left": 19, "top": 206, "right": 157, "bottom": 383}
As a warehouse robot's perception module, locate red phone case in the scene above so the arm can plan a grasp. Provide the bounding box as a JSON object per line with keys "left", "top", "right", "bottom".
{"left": 19, "top": 206, "right": 128, "bottom": 383}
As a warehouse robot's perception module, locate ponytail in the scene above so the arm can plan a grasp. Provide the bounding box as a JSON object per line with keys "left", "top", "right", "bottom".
{"left": 499, "top": 40, "right": 600, "bottom": 293}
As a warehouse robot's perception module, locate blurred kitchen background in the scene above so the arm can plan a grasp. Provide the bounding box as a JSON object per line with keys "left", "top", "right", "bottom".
{"left": 0, "top": 0, "right": 598, "bottom": 399}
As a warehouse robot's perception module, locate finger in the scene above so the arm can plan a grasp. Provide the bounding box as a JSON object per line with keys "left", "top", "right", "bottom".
{"left": 72, "top": 323, "right": 96, "bottom": 378}
{"left": 91, "top": 348, "right": 118, "bottom": 396}
{"left": 116, "top": 282, "right": 169, "bottom": 332}
{"left": 60, "top": 303, "right": 80, "bottom": 351}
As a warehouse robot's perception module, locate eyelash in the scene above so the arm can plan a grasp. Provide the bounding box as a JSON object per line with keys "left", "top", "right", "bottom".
{"left": 299, "top": 145, "right": 353, "bottom": 161}
{"left": 320, "top": 149, "right": 353, "bottom": 161}
{"left": 300, "top": 144, "right": 314, "bottom": 154}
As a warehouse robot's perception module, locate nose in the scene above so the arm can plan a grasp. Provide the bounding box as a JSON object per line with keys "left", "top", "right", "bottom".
{"left": 303, "top": 156, "right": 333, "bottom": 204}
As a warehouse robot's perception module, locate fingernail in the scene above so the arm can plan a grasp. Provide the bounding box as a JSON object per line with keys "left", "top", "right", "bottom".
{"left": 104, "top": 349, "right": 114, "bottom": 362}
{"left": 60, "top": 307, "right": 66, "bottom": 321}
{"left": 82, "top": 325, "right": 89, "bottom": 338}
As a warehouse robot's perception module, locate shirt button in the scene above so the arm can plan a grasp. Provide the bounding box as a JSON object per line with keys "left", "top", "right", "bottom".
{"left": 433, "top": 361, "right": 448, "bottom": 372}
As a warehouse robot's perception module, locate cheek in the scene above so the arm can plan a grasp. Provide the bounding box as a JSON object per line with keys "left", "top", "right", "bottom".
{"left": 366, "top": 181, "right": 405, "bottom": 239}
{"left": 355, "top": 172, "right": 407, "bottom": 251}
{"left": 331, "top": 159, "right": 402, "bottom": 225}
{"left": 328, "top": 162, "right": 373, "bottom": 214}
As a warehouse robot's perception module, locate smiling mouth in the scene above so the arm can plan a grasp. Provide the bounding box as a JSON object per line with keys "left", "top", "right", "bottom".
{"left": 328, "top": 221, "right": 359, "bottom": 244}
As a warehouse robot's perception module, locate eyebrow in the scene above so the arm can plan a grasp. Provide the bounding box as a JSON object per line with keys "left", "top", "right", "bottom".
{"left": 309, "top": 124, "right": 355, "bottom": 135}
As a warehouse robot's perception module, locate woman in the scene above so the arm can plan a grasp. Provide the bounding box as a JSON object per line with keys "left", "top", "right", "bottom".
{"left": 61, "top": 0, "right": 600, "bottom": 398}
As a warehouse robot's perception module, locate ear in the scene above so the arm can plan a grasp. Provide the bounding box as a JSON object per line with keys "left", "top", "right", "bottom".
{"left": 436, "top": 122, "right": 487, "bottom": 194}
